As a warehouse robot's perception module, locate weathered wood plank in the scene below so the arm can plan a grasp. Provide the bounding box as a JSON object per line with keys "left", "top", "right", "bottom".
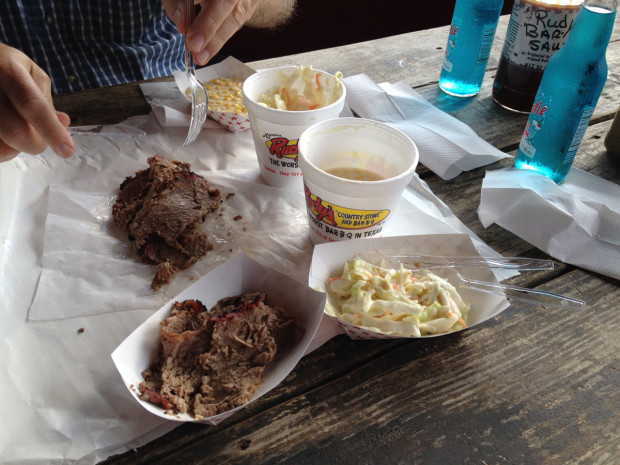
{"left": 54, "top": 16, "right": 620, "bottom": 143}
{"left": 100, "top": 335, "right": 409, "bottom": 464}
{"left": 52, "top": 80, "right": 154, "bottom": 126}
{"left": 88, "top": 20, "right": 620, "bottom": 465}
{"left": 106, "top": 269, "right": 618, "bottom": 465}
{"left": 250, "top": 18, "right": 620, "bottom": 97}
{"left": 251, "top": 16, "right": 620, "bottom": 151}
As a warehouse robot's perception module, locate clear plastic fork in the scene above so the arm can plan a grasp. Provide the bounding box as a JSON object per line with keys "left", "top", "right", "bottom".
{"left": 358, "top": 255, "right": 586, "bottom": 310}
{"left": 183, "top": 0, "right": 207, "bottom": 146}
{"left": 450, "top": 269, "right": 586, "bottom": 310}
{"left": 358, "top": 253, "right": 555, "bottom": 271}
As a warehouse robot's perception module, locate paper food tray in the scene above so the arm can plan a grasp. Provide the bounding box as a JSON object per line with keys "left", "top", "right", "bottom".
{"left": 309, "top": 234, "right": 511, "bottom": 340}
{"left": 112, "top": 253, "right": 326, "bottom": 425}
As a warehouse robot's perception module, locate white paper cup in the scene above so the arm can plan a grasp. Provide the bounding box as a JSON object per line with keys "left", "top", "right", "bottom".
{"left": 242, "top": 66, "right": 346, "bottom": 189}
{"left": 298, "top": 117, "right": 419, "bottom": 244}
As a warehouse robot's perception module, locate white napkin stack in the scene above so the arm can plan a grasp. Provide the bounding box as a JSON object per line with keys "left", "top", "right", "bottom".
{"left": 343, "top": 74, "right": 509, "bottom": 180}
{"left": 479, "top": 167, "right": 620, "bottom": 280}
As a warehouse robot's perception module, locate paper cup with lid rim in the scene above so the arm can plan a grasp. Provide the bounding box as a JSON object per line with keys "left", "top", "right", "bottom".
{"left": 242, "top": 66, "right": 346, "bottom": 190}
{"left": 298, "top": 117, "right": 419, "bottom": 244}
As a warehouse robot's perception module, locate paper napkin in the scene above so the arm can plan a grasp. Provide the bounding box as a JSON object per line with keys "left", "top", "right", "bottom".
{"left": 28, "top": 170, "right": 313, "bottom": 321}
{"left": 343, "top": 74, "right": 509, "bottom": 180}
{"left": 140, "top": 80, "right": 222, "bottom": 130}
{"left": 478, "top": 167, "right": 620, "bottom": 280}
{"left": 28, "top": 167, "right": 514, "bottom": 321}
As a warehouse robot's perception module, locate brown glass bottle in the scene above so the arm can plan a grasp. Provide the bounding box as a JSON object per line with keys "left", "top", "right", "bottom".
{"left": 493, "top": 0, "right": 583, "bottom": 113}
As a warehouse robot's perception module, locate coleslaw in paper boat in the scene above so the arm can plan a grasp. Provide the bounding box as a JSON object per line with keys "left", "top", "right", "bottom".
{"left": 309, "top": 234, "right": 511, "bottom": 340}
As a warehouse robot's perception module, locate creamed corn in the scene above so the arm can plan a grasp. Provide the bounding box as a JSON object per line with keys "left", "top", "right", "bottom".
{"left": 186, "top": 77, "right": 247, "bottom": 115}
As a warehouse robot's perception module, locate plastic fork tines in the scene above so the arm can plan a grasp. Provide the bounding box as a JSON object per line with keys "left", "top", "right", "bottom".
{"left": 183, "top": 0, "right": 207, "bottom": 146}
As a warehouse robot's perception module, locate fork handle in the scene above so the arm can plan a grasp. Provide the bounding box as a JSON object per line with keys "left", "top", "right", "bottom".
{"left": 186, "top": 0, "right": 194, "bottom": 31}
{"left": 445, "top": 257, "right": 554, "bottom": 270}
{"left": 361, "top": 254, "right": 554, "bottom": 270}
{"left": 184, "top": 0, "right": 195, "bottom": 72}
{"left": 461, "top": 277, "right": 586, "bottom": 310}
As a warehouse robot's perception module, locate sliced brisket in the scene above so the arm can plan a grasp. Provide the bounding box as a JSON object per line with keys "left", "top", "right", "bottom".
{"left": 112, "top": 154, "right": 221, "bottom": 289}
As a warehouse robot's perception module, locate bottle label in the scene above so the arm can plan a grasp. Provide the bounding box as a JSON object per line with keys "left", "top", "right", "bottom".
{"left": 442, "top": 22, "right": 459, "bottom": 72}
{"left": 477, "top": 23, "right": 499, "bottom": 64}
{"left": 565, "top": 104, "right": 595, "bottom": 163}
{"left": 502, "top": 0, "right": 581, "bottom": 70}
{"left": 442, "top": 18, "right": 499, "bottom": 71}
{"left": 518, "top": 98, "right": 548, "bottom": 158}
{"left": 519, "top": 97, "right": 596, "bottom": 165}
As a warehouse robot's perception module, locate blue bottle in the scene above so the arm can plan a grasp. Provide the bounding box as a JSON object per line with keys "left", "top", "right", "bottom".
{"left": 514, "top": 0, "right": 617, "bottom": 184}
{"left": 439, "top": 0, "right": 504, "bottom": 97}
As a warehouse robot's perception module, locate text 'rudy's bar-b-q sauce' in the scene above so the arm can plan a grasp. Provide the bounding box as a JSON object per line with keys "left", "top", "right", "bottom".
{"left": 493, "top": 0, "right": 584, "bottom": 113}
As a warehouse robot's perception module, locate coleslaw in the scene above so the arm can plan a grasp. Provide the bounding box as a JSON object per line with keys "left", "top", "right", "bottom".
{"left": 258, "top": 65, "right": 343, "bottom": 111}
{"left": 326, "top": 259, "right": 470, "bottom": 337}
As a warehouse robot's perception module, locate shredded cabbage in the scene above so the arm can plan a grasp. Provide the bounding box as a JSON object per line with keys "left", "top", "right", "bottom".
{"left": 326, "top": 259, "right": 470, "bottom": 337}
{"left": 258, "top": 66, "right": 343, "bottom": 111}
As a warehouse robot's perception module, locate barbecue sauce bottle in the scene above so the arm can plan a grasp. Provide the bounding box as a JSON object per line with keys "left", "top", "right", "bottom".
{"left": 513, "top": 0, "right": 617, "bottom": 184}
{"left": 492, "top": 0, "right": 584, "bottom": 113}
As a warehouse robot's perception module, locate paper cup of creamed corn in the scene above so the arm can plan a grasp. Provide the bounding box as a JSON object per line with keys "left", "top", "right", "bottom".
{"left": 242, "top": 66, "right": 346, "bottom": 190}
{"left": 298, "top": 118, "right": 419, "bottom": 244}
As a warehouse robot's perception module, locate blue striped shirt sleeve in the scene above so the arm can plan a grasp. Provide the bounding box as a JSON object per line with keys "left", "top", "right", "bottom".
{"left": 0, "top": 0, "right": 184, "bottom": 95}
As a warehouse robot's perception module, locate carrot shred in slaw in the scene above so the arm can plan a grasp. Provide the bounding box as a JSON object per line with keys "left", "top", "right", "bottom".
{"left": 325, "top": 259, "right": 470, "bottom": 337}
{"left": 257, "top": 65, "right": 343, "bottom": 111}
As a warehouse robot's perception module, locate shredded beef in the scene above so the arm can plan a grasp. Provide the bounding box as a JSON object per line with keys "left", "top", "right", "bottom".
{"left": 139, "top": 293, "right": 298, "bottom": 419}
{"left": 112, "top": 154, "right": 221, "bottom": 289}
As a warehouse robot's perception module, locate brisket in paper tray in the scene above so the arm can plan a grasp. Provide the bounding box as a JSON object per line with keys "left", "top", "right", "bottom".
{"left": 309, "top": 234, "right": 511, "bottom": 340}
{"left": 112, "top": 253, "right": 325, "bottom": 425}
{"left": 174, "top": 56, "right": 254, "bottom": 133}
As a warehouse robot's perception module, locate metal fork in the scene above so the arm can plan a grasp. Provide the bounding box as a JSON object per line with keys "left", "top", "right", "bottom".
{"left": 183, "top": 0, "right": 207, "bottom": 146}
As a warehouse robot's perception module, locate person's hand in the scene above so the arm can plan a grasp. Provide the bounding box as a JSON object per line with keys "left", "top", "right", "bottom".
{"left": 0, "top": 44, "right": 74, "bottom": 163}
{"left": 162, "top": 0, "right": 296, "bottom": 66}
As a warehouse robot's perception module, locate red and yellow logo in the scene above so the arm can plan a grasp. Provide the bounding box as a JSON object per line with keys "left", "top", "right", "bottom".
{"left": 265, "top": 137, "right": 298, "bottom": 162}
{"left": 304, "top": 185, "right": 390, "bottom": 230}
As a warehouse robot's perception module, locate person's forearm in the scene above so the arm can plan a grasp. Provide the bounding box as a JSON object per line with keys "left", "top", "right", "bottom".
{"left": 244, "top": 0, "right": 296, "bottom": 28}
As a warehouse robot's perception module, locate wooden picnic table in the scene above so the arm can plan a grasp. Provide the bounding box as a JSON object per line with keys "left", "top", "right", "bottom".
{"left": 53, "top": 15, "right": 620, "bottom": 465}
